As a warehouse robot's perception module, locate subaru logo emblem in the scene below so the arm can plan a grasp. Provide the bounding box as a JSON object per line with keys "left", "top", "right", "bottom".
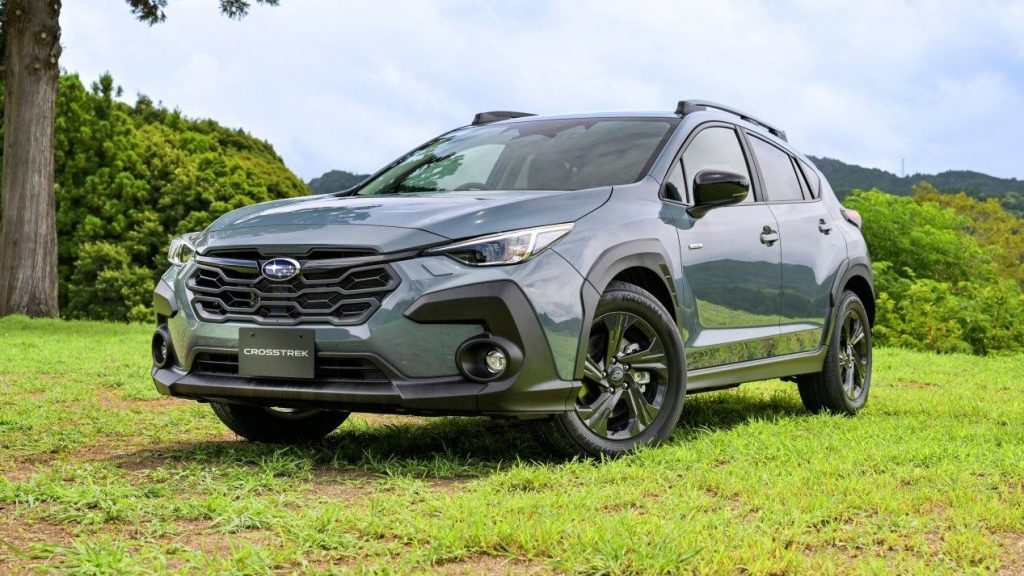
{"left": 261, "top": 257, "right": 300, "bottom": 281}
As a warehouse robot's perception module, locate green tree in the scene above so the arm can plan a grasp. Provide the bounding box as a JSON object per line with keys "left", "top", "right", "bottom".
{"left": 34, "top": 72, "right": 307, "bottom": 321}
{"left": 912, "top": 182, "right": 1024, "bottom": 287}
{"left": 0, "top": 0, "right": 278, "bottom": 319}
{"left": 846, "top": 188, "right": 1024, "bottom": 354}
{"left": 844, "top": 189, "right": 996, "bottom": 284}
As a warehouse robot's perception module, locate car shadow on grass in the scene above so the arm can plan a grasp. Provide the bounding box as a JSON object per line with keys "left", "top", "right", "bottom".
{"left": 109, "top": 387, "right": 807, "bottom": 480}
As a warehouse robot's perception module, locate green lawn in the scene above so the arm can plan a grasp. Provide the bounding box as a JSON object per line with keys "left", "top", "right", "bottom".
{"left": 1, "top": 316, "right": 1022, "bottom": 575}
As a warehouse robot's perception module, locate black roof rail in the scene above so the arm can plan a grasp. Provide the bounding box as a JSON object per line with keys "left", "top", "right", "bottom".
{"left": 471, "top": 110, "right": 535, "bottom": 126}
{"left": 675, "top": 100, "right": 787, "bottom": 142}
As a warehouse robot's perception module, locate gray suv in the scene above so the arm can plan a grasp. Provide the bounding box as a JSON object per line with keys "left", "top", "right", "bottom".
{"left": 151, "top": 101, "right": 874, "bottom": 457}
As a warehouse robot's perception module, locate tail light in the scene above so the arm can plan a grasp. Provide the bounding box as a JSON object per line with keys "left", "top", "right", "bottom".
{"left": 841, "top": 208, "right": 862, "bottom": 229}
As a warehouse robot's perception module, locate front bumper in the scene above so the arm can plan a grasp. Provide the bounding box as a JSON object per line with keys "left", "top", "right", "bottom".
{"left": 152, "top": 251, "right": 586, "bottom": 416}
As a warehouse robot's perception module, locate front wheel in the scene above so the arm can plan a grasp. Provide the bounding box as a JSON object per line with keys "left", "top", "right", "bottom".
{"left": 797, "top": 290, "right": 873, "bottom": 415}
{"left": 211, "top": 403, "right": 349, "bottom": 443}
{"left": 536, "top": 281, "right": 686, "bottom": 458}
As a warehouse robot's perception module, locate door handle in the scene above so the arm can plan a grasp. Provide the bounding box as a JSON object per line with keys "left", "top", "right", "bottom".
{"left": 818, "top": 219, "right": 832, "bottom": 235}
{"left": 760, "top": 225, "right": 779, "bottom": 246}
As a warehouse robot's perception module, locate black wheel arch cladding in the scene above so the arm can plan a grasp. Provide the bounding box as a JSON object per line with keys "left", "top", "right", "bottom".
{"left": 574, "top": 240, "right": 678, "bottom": 381}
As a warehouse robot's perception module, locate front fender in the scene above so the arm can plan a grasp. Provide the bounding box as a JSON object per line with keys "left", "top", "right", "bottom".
{"left": 569, "top": 240, "right": 678, "bottom": 380}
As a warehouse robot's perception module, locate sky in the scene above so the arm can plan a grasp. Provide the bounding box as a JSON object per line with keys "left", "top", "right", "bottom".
{"left": 61, "top": 0, "right": 1024, "bottom": 181}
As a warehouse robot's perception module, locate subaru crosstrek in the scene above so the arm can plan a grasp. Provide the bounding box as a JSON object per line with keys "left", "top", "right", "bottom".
{"left": 151, "top": 100, "right": 875, "bottom": 457}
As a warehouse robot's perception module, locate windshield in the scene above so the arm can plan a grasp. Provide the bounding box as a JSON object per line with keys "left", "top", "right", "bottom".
{"left": 355, "top": 117, "right": 678, "bottom": 195}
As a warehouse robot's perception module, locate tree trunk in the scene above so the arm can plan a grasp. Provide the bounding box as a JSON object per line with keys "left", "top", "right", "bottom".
{"left": 0, "top": 0, "right": 61, "bottom": 317}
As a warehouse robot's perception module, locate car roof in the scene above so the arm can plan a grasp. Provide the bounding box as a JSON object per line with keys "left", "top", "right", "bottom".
{"left": 478, "top": 109, "right": 796, "bottom": 155}
{"left": 481, "top": 110, "right": 678, "bottom": 123}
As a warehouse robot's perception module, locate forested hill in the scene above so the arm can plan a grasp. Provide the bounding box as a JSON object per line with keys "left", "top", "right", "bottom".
{"left": 809, "top": 156, "right": 1024, "bottom": 215}
{"left": 308, "top": 169, "right": 368, "bottom": 194}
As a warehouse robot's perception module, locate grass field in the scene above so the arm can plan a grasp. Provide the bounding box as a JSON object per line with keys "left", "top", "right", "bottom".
{"left": 1, "top": 316, "right": 1022, "bottom": 575}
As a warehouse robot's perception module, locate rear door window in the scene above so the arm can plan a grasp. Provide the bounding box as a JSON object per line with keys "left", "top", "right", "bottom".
{"left": 749, "top": 136, "right": 804, "bottom": 202}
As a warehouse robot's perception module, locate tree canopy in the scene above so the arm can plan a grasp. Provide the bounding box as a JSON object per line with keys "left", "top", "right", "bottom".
{"left": 845, "top": 187, "right": 1024, "bottom": 354}
{"left": 0, "top": 72, "right": 309, "bottom": 321}
{"left": 125, "top": 0, "right": 279, "bottom": 24}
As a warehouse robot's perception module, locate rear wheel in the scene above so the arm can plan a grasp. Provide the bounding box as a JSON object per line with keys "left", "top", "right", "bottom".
{"left": 536, "top": 281, "right": 686, "bottom": 458}
{"left": 797, "top": 290, "right": 872, "bottom": 414}
{"left": 211, "top": 403, "right": 349, "bottom": 443}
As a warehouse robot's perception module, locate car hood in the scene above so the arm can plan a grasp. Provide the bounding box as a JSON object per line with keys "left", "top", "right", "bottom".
{"left": 200, "top": 188, "right": 612, "bottom": 251}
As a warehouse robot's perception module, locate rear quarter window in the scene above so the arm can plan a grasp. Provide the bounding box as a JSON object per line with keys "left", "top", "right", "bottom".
{"left": 798, "top": 159, "right": 821, "bottom": 199}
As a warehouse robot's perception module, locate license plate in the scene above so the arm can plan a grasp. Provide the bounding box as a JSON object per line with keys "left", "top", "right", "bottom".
{"left": 238, "top": 328, "right": 315, "bottom": 379}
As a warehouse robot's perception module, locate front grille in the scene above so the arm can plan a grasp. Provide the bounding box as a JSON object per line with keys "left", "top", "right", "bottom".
{"left": 193, "top": 353, "right": 390, "bottom": 382}
{"left": 186, "top": 248, "right": 400, "bottom": 326}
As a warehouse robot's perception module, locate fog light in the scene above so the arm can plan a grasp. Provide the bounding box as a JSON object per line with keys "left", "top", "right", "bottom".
{"left": 152, "top": 326, "right": 173, "bottom": 369}
{"left": 455, "top": 336, "right": 521, "bottom": 382}
{"left": 484, "top": 348, "right": 507, "bottom": 374}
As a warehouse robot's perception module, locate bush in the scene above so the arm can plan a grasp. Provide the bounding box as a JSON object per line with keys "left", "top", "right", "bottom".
{"left": 850, "top": 189, "right": 1024, "bottom": 355}
{"left": 66, "top": 243, "right": 154, "bottom": 323}
{"left": 872, "top": 263, "right": 1024, "bottom": 355}
{"left": 845, "top": 190, "right": 996, "bottom": 284}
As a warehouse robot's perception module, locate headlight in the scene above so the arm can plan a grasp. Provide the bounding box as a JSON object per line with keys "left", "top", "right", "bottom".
{"left": 428, "top": 223, "right": 573, "bottom": 266}
{"left": 167, "top": 232, "right": 200, "bottom": 266}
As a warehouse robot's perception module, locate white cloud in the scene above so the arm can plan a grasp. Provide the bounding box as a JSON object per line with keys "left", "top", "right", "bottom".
{"left": 60, "top": 0, "right": 1024, "bottom": 180}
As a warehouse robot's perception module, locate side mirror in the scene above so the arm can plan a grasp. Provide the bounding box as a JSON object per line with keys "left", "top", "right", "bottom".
{"left": 688, "top": 170, "right": 749, "bottom": 217}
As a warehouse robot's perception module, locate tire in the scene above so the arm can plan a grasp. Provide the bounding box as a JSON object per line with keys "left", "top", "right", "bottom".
{"left": 210, "top": 403, "right": 349, "bottom": 443}
{"left": 797, "top": 290, "right": 872, "bottom": 415}
{"left": 536, "top": 281, "right": 686, "bottom": 458}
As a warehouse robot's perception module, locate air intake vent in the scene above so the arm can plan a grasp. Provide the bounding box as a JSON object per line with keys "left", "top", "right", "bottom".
{"left": 193, "top": 353, "right": 390, "bottom": 383}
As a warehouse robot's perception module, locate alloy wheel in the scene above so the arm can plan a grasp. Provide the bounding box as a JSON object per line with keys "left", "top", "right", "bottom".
{"left": 837, "top": 307, "right": 870, "bottom": 401}
{"left": 576, "top": 311, "right": 670, "bottom": 440}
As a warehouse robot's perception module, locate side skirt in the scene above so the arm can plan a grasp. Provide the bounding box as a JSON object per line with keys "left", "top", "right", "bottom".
{"left": 685, "top": 346, "right": 827, "bottom": 392}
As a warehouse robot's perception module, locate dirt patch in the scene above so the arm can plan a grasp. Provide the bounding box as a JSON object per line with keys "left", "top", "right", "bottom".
{"left": 10, "top": 390, "right": 47, "bottom": 401}
{"left": 0, "top": 513, "right": 76, "bottom": 574}
{"left": 436, "top": 554, "right": 550, "bottom": 575}
{"left": 100, "top": 435, "right": 243, "bottom": 472}
{"left": 0, "top": 457, "right": 51, "bottom": 483}
{"left": 1001, "top": 533, "right": 1024, "bottom": 576}
{"left": 93, "top": 388, "right": 182, "bottom": 411}
{"left": 898, "top": 380, "right": 939, "bottom": 389}
{"left": 356, "top": 413, "right": 429, "bottom": 427}
{"left": 428, "top": 477, "right": 468, "bottom": 495}
{"left": 169, "top": 520, "right": 277, "bottom": 558}
{"left": 304, "top": 467, "right": 469, "bottom": 500}
{"left": 306, "top": 468, "right": 383, "bottom": 501}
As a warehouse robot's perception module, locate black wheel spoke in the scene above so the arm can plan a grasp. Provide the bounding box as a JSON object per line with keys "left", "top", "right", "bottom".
{"left": 583, "top": 356, "right": 605, "bottom": 384}
{"left": 578, "top": 390, "right": 621, "bottom": 437}
{"left": 624, "top": 387, "right": 659, "bottom": 433}
{"left": 849, "top": 321, "right": 865, "bottom": 347}
{"left": 603, "top": 312, "right": 633, "bottom": 366}
{"left": 843, "top": 361, "right": 856, "bottom": 398}
{"left": 618, "top": 340, "right": 668, "bottom": 379}
{"left": 855, "top": 356, "right": 868, "bottom": 387}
